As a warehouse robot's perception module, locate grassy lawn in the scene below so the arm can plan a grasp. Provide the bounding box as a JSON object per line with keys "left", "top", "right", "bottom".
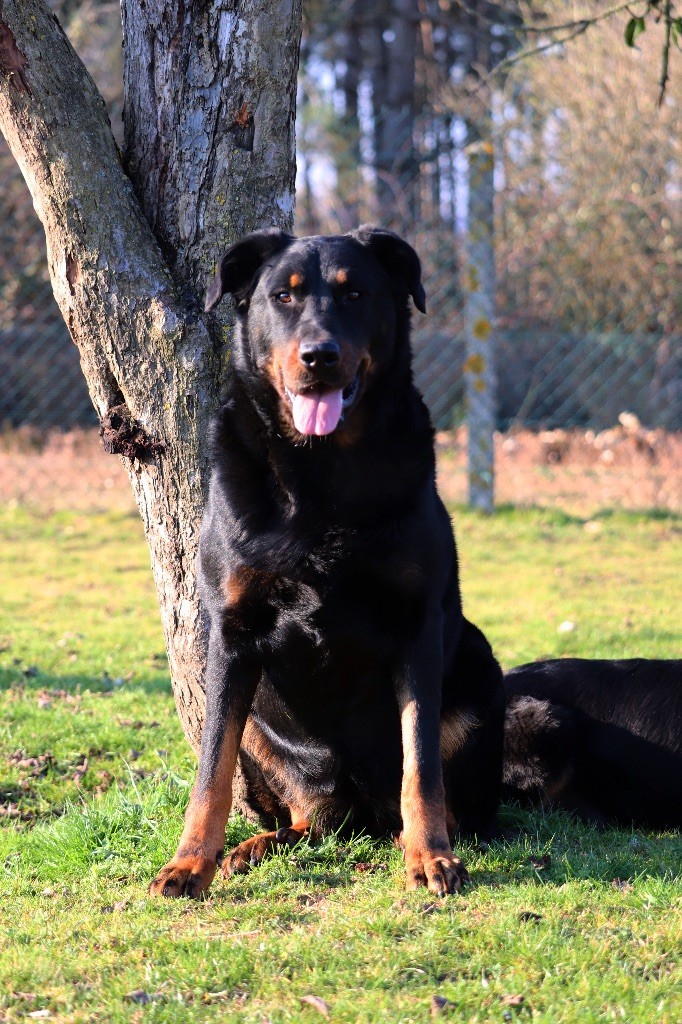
{"left": 1, "top": 502, "right": 680, "bottom": 1023}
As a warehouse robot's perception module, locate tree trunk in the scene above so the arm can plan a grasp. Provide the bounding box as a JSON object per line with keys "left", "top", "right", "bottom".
{"left": 361, "top": 9, "right": 387, "bottom": 224}
{"left": 0, "top": 0, "right": 302, "bottom": 764}
{"left": 335, "top": 0, "right": 362, "bottom": 230}
{"left": 367, "top": 0, "right": 419, "bottom": 228}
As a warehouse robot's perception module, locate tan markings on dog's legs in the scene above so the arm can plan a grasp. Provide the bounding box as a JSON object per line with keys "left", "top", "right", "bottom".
{"left": 440, "top": 710, "right": 479, "bottom": 762}
{"left": 400, "top": 700, "right": 449, "bottom": 852}
{"left": 240, "top": 718, "right": 317, "bottom": 820}
{"left": 149, "top": 717, "right": 243, "bottom": 898}
{"left": 399, "top": 699, "right": 469, "bottom": 895}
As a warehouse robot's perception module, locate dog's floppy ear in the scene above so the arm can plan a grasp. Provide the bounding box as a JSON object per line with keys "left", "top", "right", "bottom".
{"left": 351, "top": 225, "right": 426, "bottom": 314}
{"left": 204, "top": 229, "right": 294, "bottom": 312}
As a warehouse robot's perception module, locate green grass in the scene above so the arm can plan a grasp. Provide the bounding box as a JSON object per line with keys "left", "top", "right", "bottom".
{"left": 1, "top": 503, "right": 681, "bottom": 1023}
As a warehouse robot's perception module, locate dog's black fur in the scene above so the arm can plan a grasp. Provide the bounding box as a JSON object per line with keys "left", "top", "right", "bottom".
{"left": 503, "top": 658, "right": 682, "bottom": 829}
{"left": 150, "top": 227, "right": 505, "bottom": 898}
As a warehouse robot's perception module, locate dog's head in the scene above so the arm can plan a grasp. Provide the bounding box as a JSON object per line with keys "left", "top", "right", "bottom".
{"left": 205, "top": 226, "right": 425, "bottom": 439}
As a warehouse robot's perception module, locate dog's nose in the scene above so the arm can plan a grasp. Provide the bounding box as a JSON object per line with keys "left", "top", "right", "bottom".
{"left": 298, "top": 340, "right": 340, "bottom": 370}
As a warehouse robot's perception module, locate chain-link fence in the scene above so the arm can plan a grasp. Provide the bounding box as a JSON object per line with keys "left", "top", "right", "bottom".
{"left": 1, "top": 5, "right": 680, "bottom": 513}
{"left": 0, "top": 165, "right": 95, "bottom": 432}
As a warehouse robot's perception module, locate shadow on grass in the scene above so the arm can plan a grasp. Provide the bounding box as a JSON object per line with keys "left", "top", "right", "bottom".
{"left": 4, "top": 786, "right": 679, "bottom": 892}
{"left": 490, "top": 802, "right": 682, "bottom": 886}
{"left": 491, "top": 503, "right": 681, "bottom": 526}
{"left": 0, "top": 664, "right": 173, "bottom": 696}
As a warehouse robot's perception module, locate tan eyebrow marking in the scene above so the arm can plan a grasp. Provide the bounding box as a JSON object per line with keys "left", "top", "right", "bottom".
{"left": 289, "top": 272, "right": 303, "bottom": 288}
{"left": 335, "top": 269, "right": 348, "bottom": 285}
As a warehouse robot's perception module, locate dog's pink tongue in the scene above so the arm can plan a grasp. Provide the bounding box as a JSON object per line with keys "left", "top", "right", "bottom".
{"left": 291, "top": 389, "right": 343, "bottom": 435}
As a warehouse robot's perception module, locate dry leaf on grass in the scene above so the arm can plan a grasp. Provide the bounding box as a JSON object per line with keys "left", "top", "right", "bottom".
{"left": 200, "top": 990, "right": 230, "bottom": 1004}
{"left": 71, "top": 757, "right": 89, "bottom": 785}
{"left": 431, "top": 994, "right": 455, "bottom": 1016}
{"left": 501, "top": 994, "right": 525, "bottom": 1007}
{"left": 124, "top": 990, "right": 163, "bottom": 1005}
{"left": 353, "top": 861, "right": 388, "bottom": 873}
{"left": 101, "top": 899, "right": 129, "bottom": 913}
{"left": 8, "top": 752, "right": 53, "bottom": 774}
{"left": 94, "top": 770, "right": 114, "bottom": 795}
{"left": 420, "top": 902, "right": 443, "bottom": 915}
{"left": 300, "top": 994, "right": 331, "bottom": 1018}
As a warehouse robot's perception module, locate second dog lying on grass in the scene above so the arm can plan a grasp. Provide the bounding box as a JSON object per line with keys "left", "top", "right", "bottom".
{"left": 503, "top": 658, "right": 682, "bottom": 829}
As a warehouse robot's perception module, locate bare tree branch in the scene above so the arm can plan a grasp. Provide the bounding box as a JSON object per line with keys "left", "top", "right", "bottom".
{"left": 451, "top": 1, "right": 677, "bottom": 103}
{"left": 451, "top": 0, "right": 639, "bottom": 35}
{"left": 657, "top": 0, "right": 674, "bottom": 104}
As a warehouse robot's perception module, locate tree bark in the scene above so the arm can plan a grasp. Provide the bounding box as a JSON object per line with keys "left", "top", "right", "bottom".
{"left": 120, "top": 0, "right": 300, "bottom": 297}
{"left": 0, "top": 0, "right": 302, "bottom": 762}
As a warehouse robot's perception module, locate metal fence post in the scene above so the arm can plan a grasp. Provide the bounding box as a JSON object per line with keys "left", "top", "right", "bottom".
{"left": 463, "top": 130, "right": 496, "bottom": 513}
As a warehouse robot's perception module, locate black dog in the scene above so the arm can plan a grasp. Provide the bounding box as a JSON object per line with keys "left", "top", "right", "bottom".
{"left": 503, "top": 658, "right": 682, "bottom": 829}
{"left": 149, "top": 226, "right": 505, "bottom": 899}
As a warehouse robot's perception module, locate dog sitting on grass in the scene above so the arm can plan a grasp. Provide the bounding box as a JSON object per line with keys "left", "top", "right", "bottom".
{"left": 149, "top": 227, "right": 506, "bottom": 899}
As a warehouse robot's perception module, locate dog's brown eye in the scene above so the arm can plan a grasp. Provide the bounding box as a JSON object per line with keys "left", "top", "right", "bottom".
{"left": 275, "top": 291, "right": 292, "bottom": 304}
{"left": 347, "top": 290, "right": 361, "bottom": 301}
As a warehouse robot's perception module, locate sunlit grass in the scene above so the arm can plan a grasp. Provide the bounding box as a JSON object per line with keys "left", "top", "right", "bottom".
{"left": 0, "top": 503, "right": 680, "bottom": 1022}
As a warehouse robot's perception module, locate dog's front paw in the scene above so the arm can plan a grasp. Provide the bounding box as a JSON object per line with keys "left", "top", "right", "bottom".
{"left": 405, "top": 850, "right": 469, "bottom": 897}
{"left": 222, "top": 834, "right": 274, "bottom": 877}
{"left": 222, "top": 824, "right": 306, "bottom": 878}
{"left": 149, "top": 854, "right": 218, "bottom": 899}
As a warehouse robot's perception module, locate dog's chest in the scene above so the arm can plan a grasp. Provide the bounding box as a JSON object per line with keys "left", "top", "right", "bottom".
{"left": 222, "top": 548, "right": 428, "bottom": 665}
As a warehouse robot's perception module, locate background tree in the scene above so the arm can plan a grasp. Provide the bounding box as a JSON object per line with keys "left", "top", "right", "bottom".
{"left": 497, "top": 15, "right": 681, "bottom": 336}
{"left": 2, "top": 0, "right": 678, "bottom": 561}
{"left": 0, "top": 0, "right": 303, "bottom": 759}
{"left": 298, "top": 1, "right": 519, "bottom": 509}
